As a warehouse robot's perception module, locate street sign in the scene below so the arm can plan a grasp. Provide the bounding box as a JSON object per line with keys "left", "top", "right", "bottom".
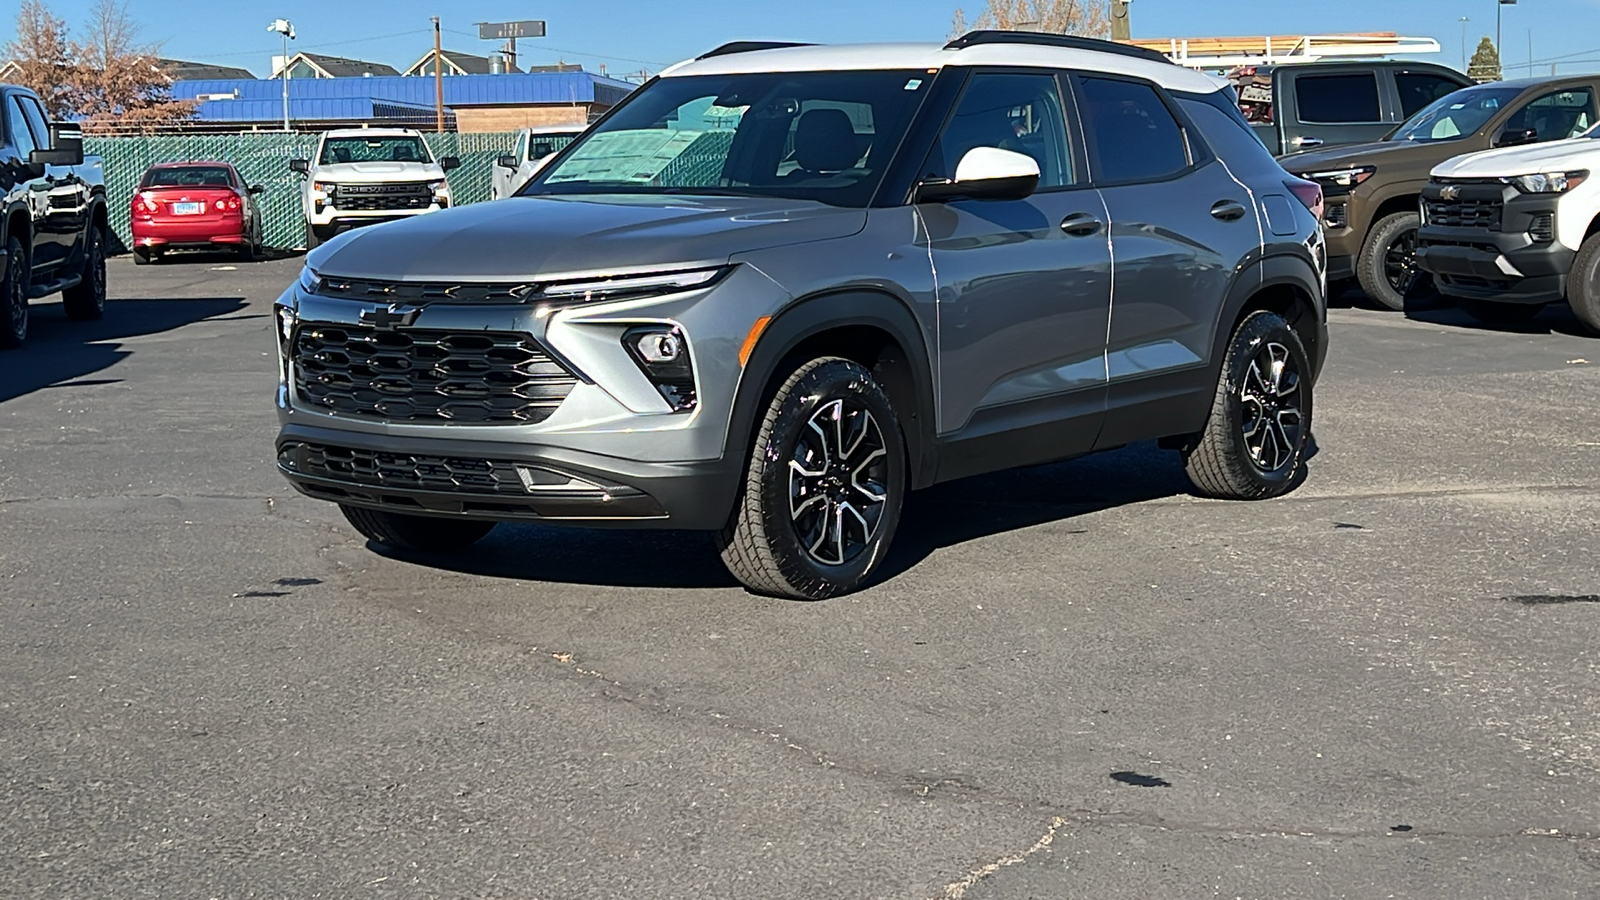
{"left": 478, "top": 20, "right": 546, "bottom": 40}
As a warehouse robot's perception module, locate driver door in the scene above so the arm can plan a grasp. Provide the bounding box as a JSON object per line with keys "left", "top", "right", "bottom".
{"left": 916, "top": 70, "right": 1112, "bottom": 477}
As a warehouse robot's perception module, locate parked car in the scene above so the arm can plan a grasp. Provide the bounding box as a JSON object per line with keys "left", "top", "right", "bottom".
{"left": 1281, "top": 75, "right": 1600, "bottom": 310}
{"left": 290, "top": 128, "right": 459, "bottom": 249}
{"left": 273, "top": 32, "right": 1328, "bottom": 599}
{"left": 1233, "top": 60, "right": 1471, "bottom": 155}
{"left": 1417, "top": 126, "right": 1600, "bottom": 330}
{"left": 492, "top": 125, "right": 586, "bottom": 200}
{"left": 129, "top": 161, "right": 264, "bottom": 264}
{"left": 1, "top": 83, "right": 108, "bottom": 349}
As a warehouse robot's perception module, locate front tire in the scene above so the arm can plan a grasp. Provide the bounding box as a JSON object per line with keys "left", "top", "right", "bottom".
{"left": 340, "top": 505, "right": 495, "bottom": 552}
{"left": 717, "top": 357, "right": 907, "bottom": 600}
{"left": 1357, "top": 211, "right": 1435, "bottom": 311}
{"left": 1, "top": 235, "right": 29, "bottom": 349}
{"left": 1459, "top": 298, "right": 1544, "bottom": 325}
{"left": 1184, "top": 311, "right": 1313, "bottom": 500}
{"left": 305, "top": 222, "right": 322, "bottom": 250}
{"left": 63, "top": 225, "right": 107, "bottom": 321}
{"left": 1564, "top": 232, "right": 1600, "bottom": 335}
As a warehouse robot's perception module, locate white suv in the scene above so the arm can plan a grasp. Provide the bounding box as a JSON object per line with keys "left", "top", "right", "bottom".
{"left": 290, "top": 128, "right": 459, "bottom": 248}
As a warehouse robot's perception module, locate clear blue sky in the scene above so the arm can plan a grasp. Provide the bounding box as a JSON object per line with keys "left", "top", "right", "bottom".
{"left": 9, "top": 0, "right": 1600, "bottom": 80}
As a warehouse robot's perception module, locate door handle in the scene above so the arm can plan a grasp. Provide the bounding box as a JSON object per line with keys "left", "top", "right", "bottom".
{"left": 1292, "top": 136, "right": 1325, "bottom": 148}
{"left": 1211, "top": 200, "right": 1248, "bottom": 222}
{"left": 1060, "top": 213, "right": 1103, "bottom": 237}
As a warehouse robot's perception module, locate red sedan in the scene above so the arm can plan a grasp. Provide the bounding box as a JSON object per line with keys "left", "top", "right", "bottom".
{"left": 130, "top": 161, "right": 264, "bottom": 264}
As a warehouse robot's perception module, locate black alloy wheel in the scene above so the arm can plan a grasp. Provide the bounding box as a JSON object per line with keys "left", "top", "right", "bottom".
{"left": 1, "top": 235, "right": 28, "bottom": 349}
{"left": 1382, "top": 228, "right": 1422, "bottom": 298}
{"left": 1357, "top": 211, "right": 1437, "bottom": 312}
{"left": 786, "top": 398, "right": 892, "bottom": 568}
{"left": 1238, "top": 340, "right": 1305, "bottom": 475}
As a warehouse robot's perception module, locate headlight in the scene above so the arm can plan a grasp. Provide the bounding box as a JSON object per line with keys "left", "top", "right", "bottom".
{"left": 539, "top": 267, "right": 728, "bottom": 304}
{"left": 428, "top": 180, "right": 447, "bottom": 192}
{"left": 1504, "top": 171, "right": 1588, "bottom": 193}
{"left": 297, "top": 266, "right": 321, "bottom": 295}
{"left": 1298, "top": 166, "right": 1376, "bottom": 191}
{"left": 311, "top": 181, "right": 332, "bottom": 194}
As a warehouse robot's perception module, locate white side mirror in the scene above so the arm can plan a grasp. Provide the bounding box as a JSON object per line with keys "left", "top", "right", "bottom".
{"left": 919, "top": 146, "right": 1042, "bottom": 202}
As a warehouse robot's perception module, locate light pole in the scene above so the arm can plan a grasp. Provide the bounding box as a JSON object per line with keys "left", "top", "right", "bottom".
{"left": 1496, "top": 0, "right": 1516, "bottom": 65}
{"left": 1458, "top": 17, "right": 1470, "bottom": 70}
{"left": 268, "top": 18, "right": 296, "bottom": 133}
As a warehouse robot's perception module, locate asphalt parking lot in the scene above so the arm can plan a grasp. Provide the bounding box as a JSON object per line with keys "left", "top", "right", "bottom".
{"left": 3, "top": 253, "right": 1599, "bottom": 898}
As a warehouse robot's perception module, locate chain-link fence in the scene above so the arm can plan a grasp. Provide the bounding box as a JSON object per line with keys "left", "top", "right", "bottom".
{"left": 85, "top": 132, "right": 522, "bottom": 252}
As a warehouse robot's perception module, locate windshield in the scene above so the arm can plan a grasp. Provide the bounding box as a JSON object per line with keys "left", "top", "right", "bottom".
{"left": 141, "top": 165, "right": 233, "bottom": 188}
{"left": 319, "top": 136, "right": 432, "bottom": 165}
{"left": 525, "top": 70, "right": 930, "bottom": 207}
{"left": 1391, "top": 87, "right": 1522, "bottom": 143}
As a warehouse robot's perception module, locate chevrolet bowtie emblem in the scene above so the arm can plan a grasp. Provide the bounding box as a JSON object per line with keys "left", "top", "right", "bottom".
{"left": 359, "top": 305, "right": 422, "bottom": 329}
{"left": 1439, "top": 185, "right": 1461, "bottom": 201}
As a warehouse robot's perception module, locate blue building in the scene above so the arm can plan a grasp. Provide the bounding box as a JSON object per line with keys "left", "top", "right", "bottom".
{"left": 171, "top": 69, "right": 636, "bottom": 133}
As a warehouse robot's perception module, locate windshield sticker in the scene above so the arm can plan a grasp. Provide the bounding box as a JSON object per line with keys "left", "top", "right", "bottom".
{"left": 905, "top": 79, "right": 923, "bottom": 91}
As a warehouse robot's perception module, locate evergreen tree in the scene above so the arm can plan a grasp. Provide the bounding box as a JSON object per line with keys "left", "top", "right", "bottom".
{"left": 1468, "top": 37, "right": 1502, "bottom": 83}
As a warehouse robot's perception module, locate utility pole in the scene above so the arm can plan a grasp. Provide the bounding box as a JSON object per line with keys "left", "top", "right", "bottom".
{"left": 432, "top": 16, "right": 444, "bottom": 133}
{"left": 1110, "top": 0, "right": 1132, "bottom": 42}
{"left": 1459, "top": 17, "right": 1470, "bottom": 71}
{"left": 1497, "top": 0, "right": 1517, "bottom": 62}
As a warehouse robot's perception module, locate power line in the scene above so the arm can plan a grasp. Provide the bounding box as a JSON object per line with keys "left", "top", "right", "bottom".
{"left": 188, "top": 28, "right": 432, "bottom": 61}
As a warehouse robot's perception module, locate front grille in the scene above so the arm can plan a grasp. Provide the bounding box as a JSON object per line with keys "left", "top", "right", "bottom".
{"left": 280, "top": 442, "right": 528, "bottom": 495}
{"left": 292, "top": 324, "right": 577, "bottom": 424}
{"left": 317, "top": 276, "right": 540, "bottom": 304}
{"left": 1424, "top": 198, "right": 1502, "bottom": 229}
{"left": 332, "top": 182, "right": 433, "bottom": 211}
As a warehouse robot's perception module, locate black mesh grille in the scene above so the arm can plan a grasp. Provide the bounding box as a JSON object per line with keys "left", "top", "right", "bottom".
{"left": 1425, "top": 198, "right": 1502, "bottom": 229}
{"left": 332, "top": 182, "right": 433, "bottom": 211}
{"left": 280, "top": 442, "right": 527, "bottom": 495}
{"left": 292, "top": 324, "right": 576, "bottom": 424}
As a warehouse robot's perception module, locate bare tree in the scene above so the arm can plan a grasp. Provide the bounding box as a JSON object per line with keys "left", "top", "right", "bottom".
{"left": 3, "top": 0, "right": 76, "bottom": 117}
{"left": 71, "top": 0, "right": 195, "bottom": 132}
{"left": 952, "top": 0, "right": 1111, "bottom": 39}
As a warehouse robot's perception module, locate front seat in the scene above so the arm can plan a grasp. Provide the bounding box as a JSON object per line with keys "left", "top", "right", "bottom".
{"left": 785, "top": 109, "right": 859, "bottom": 179}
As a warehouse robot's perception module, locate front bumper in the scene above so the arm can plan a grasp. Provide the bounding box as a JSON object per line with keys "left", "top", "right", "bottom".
{"left": 276, "top": 423, "right": 740, "bottom": 530}
{"left": 1415, "top": 181, "right": 1573, "bottom": 304}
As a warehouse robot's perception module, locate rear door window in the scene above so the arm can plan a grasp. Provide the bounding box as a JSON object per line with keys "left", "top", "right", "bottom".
{"left": 1295, "top": 73, "right": 1382, "bottom": 123}
{"left": 1076, "top": 76, "right": 1190, "bottom": 184}
{"left": 1396, "top": 73, "right": 1466, "bottom": 118}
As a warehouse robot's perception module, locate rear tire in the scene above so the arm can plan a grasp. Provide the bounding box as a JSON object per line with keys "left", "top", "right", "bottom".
{"left": 717, "top": 357, "right": 907, "bottom": 600}
{"left": 1357, "top": 211, "right": 1436, "bottom": 311}
{"left": 340, "top": 505, "right": 495, "bottom": 553}
{"left": 1, "top": 235, "right": 28, "bottom": 349}
{"left": 63, "top": 225, "right": 107, "bottom": 321}
{"left": 1564, "top": 232, "right": 1600, "bottom": 336}
{"left": 1459, "top": 298, "right": 1544, "bottom": 325}
{"left": 132, "top": 248, "right": 151, "bottom": 266}
{"left": 1184, "top": 311, "right": 1313, "bottom": 500}
{"left": 236, "top": 241, "right": 255, "bottom": 262}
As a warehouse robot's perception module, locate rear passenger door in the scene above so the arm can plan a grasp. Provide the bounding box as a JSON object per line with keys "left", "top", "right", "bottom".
{"left": 1071, "top": 74, "right": 1262, "bottom": 448}
{"left": 1278, "top": 69, "right": 1391, "bottom": 151}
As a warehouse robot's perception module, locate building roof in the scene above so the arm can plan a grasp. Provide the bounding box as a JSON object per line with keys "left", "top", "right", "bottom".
{"left": 278, "top": 52, "right": 400, "bottom": 78}
{"left": 402, "top": 50, "right": 522, "bottom": 76}
{"left": 661, "top": 40, "right": 1225, "bottom": 94}
{"left": 158, "top": 58, "right": 257, "bottom": 81}
{"left": 175, "top": 70, "right": 636, "bottom": 122}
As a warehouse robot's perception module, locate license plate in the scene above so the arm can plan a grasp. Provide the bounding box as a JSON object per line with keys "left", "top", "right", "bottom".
{"left": 172, "top": 201, "right": 203, "bottom": 215}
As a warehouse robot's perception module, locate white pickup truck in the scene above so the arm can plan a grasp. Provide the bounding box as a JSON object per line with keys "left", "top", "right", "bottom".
{"left": 290, "top": 128, "right": 459, "bottom": 248}
{"left": 491, "top": 125, "right": 584, "bottom": 200}
{"left": 1417, "top": 125, "right": 1600, "bottom": 332}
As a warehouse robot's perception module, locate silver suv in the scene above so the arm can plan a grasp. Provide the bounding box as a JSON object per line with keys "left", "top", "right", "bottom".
{"left": 274, "top": 32, "right": 1329, "bottom": 599}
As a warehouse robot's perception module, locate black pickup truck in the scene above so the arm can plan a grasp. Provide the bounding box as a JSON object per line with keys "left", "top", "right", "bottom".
{"left": 1, "top": 83, "right": 108, "bottom": 348}
{"left": 1233, "top": 60, "right": 1473, "bottom": 156}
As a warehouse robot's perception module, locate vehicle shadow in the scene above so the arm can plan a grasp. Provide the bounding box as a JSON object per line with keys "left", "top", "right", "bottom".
{"left": 0, "top": 295, "right": 247, "bottom": 404}
{"left": 1404, "top": 300, "right": 1594, "bottom": 338}
{"left": 376, "top": 440, "right": 1300, "bottom": 594}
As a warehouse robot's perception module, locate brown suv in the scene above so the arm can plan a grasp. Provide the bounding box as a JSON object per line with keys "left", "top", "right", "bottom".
{"left": 1280, "top": 75, "right": 1600, "bottom": 310}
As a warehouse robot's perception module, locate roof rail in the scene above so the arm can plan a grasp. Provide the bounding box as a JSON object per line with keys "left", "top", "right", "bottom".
{"left": 697, "top": 41, "right": 816, "bottom": 60}
{"left": 945, "top": 30, "right": 1172, "bottom": 65}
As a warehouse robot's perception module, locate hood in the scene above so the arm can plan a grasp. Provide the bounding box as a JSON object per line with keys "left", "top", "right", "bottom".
{"left": 313, "top": 161, "right": 444, "bottom": 182}
{"left": 308, "top": 194, "right": 868, "bottom": 281}
{"left": 1433, "top": 138, "right": 1600, "bottom": 179}
{"left": 1277, "top": 139, "right": 1447, "bottom": 175}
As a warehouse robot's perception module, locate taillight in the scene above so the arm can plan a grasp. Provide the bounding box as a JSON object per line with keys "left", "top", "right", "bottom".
{"left": 132, "top": 192, "right": 161, "bottom": 217}
{"left": 1285, "top": 178, "right": 1324, "bottom": 221}
{"left": 216, "top": 193, "right": 242, "bottom": 212}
